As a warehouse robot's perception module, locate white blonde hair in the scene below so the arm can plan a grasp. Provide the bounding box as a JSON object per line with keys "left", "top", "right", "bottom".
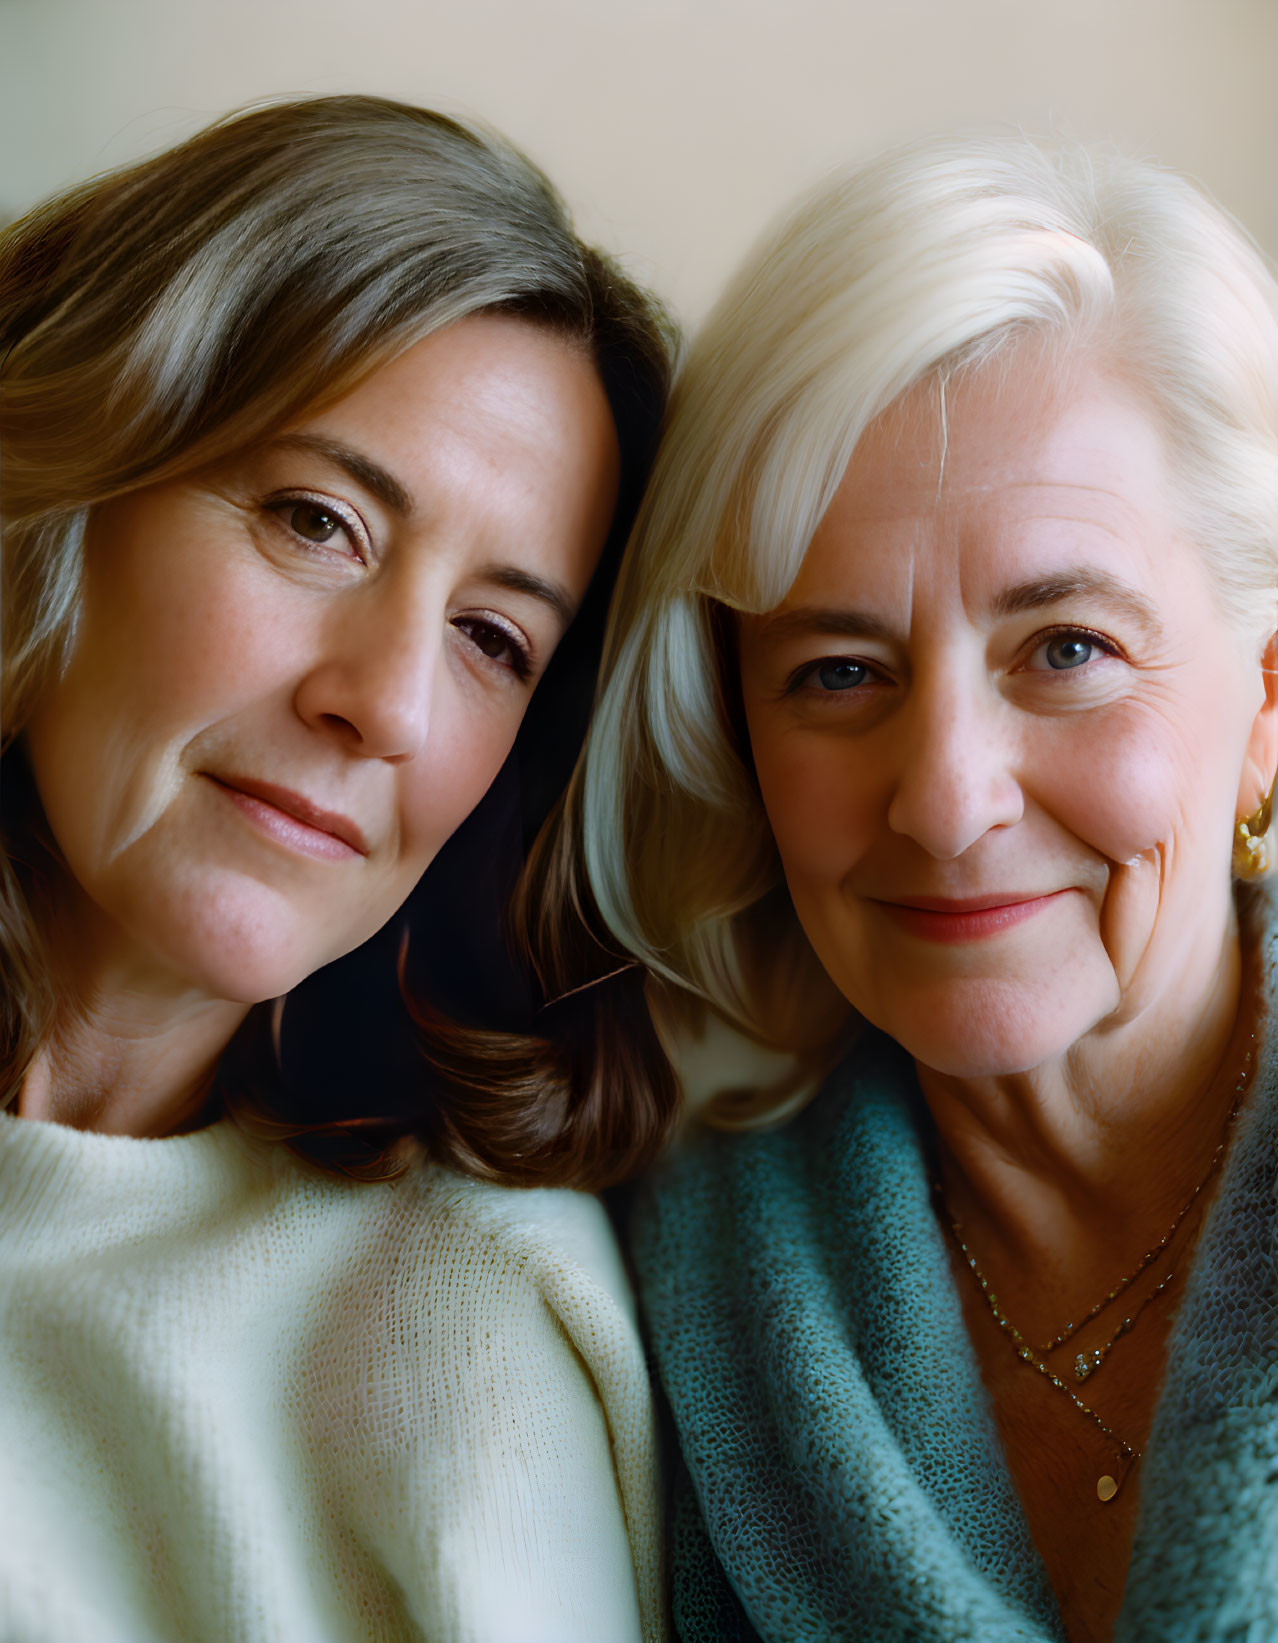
{"left": 561, "top": 132, "right": 1278, "bottom": 1064}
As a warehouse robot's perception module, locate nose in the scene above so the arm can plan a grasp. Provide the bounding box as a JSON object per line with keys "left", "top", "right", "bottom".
{"left": 886, "top": 667, "right": 1024, "bottom": 858}
{"left": 293, "top": 589, "right": 438, "bottom": 761}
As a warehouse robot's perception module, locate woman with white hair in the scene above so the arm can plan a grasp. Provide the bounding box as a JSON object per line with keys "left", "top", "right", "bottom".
{"left": 0, "top": 95, "right": 673, "bottom": 1642}
{"left": 493, "top": 135, "right": 1278, "bottom": 1641}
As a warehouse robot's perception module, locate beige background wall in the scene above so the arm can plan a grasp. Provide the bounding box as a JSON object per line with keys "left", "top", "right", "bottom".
{"left": 2, "top": 0, "right": 1275, "bottom": 326}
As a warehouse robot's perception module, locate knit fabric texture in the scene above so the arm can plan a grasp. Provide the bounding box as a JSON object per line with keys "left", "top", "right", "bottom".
{"left": 630, "top": 914, "right": 1278, "bottom": 1643}
{"left": 0, "top": 1113, "right": 666, "bottom": 1643}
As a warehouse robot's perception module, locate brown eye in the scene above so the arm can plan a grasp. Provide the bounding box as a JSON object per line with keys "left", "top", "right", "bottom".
{"left": 470, "top": 623, "right": 512, "bottom": 661}
{"left": 452, "top": 615, "right": 532, "bottom": 681}
{"left": 288, "top": 502, "right": 343, "bottom": 543}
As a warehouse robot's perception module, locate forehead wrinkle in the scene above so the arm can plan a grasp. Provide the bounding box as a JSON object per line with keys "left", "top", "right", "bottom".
{"left": 998, "top": 476, "right": 1152, "bottom": 515}
{"left": 975, "top": 508, "right": 1152, "bottom": 559}
{"left": 944, "top": 472, "right": 1151, "bottom": 521}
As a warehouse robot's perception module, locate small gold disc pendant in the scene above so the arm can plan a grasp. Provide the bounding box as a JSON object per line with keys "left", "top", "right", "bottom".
{"left": 1097, "top": 1474, "right": 1119, "bottom": 1503}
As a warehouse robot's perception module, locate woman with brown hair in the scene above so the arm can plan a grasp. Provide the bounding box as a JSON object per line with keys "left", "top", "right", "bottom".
{"left": 0, "top": 94, "right": 671, "bottom": 1641}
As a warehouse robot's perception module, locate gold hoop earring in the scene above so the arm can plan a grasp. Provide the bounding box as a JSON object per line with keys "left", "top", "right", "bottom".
{"left": 1234, "top": 781, "right": 1274, "bottom": 878}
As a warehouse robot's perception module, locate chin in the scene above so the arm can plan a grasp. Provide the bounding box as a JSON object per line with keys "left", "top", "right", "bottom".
{"left": 860, "top": 971, "right": 1121, "bottom": 1079}
{"left": 120, "top": 875, "right": 354, "bottom": 1005}
{"left": 166, "top": 932, "right": 328, "bottom": 1008}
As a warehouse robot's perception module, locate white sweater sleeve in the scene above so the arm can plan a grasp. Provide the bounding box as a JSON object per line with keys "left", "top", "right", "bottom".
{"left": 0, "top": 1114, "right": 665, "bottom": 1643}
{"left": 319, "top": 1175, "right": 666, "bottom": 1643}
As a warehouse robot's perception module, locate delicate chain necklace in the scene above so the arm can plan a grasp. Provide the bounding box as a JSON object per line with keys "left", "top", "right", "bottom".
{"left": 1030, "top": 1040, "right": 1253, "bottom": 1365}
{"left": 1067, "top": 1267, "right": 1178, "bottom": 1383}
{"left": 935, "top": 1033, "right": 1255, "bottom": 1504}
{"left": 939, "top": 1213, "right": 1142, "bottom": 1500}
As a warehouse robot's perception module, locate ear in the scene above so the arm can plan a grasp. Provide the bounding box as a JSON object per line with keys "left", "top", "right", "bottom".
{"left": 1237, "top": 629, "right": 1278, "bottom": 819}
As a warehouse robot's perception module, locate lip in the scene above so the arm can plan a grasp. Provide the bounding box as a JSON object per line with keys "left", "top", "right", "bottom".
{"left": 872, "top": 889, "right": 1071, "bottom": 943}
{"left": 205, "top": 774, "right": 369, "bottom": 861}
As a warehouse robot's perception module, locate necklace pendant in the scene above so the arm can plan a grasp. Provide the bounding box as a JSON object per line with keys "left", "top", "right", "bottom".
{"left": 1097, "top": 1474, "right": 1120, "bottom": 1503}
{"left": 1075, "top": 1349, "right": 1100, "bottom": 1381}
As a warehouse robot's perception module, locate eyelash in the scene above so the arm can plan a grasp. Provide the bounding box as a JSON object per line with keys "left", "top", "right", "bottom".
{"left": 263, "top": 491, "right": 369, "bottom": 561}
{"left": 784, "top": 656, "right": 883, "bottom": 698}
{"left": 784, "top": 624, "right": 1126, "bottom": 698}
{"left": 451, "top": 613, "right": 534, "bottom": 682}
{"left": 1025, "top": 624, "right": 1126, "bottom": 673}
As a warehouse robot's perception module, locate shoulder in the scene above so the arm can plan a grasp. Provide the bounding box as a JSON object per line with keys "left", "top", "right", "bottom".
{"left": 363, "top": 1164, "right": 640, "bottom": 1336}
{"left": 386, "top": 1171, "right": 657, "bottom": 1495}
{"left": 303, "top": 1167, "right": 662, "bottom": 1641}
{"left": 628, "top": 1031, "right": 925, "bottom": 1334}
{"left": 637, "top": 1029, "right": 915, "bottom": 1215}
{"left": 248, "top": 1157, "right": 663, "bottom": 1639}
{"left": 264, "top": 1154, "right": 647, "bottom": 1406}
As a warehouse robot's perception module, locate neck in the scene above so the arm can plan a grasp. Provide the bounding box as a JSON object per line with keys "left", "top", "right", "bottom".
{"left": 920, "top": 901, "right": 1253, "bottom": 1292}
{"left": 18, "top": 893, "right": 251, "bottom": 1139}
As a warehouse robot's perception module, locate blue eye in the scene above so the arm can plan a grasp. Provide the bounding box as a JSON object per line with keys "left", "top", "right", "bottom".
{"left": 1043, "top": 635, "right": 1095, "bottom": 670}
{"left": 815, "top": 660, "right": 869, "bottom": 691}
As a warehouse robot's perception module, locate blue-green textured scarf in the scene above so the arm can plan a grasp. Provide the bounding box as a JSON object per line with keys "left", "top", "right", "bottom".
{"left": 630, "top": 921, "right": 1278, "bottom": 1642}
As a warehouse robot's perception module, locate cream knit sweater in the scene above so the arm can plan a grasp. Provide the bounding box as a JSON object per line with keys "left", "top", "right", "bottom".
{"left": 0, "top": 1109, "right": 664, "bottom": 1643}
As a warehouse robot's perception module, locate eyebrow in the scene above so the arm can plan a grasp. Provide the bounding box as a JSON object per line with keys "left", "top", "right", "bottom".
{"left": 266, "top": 433, "right": 415, "bottom": 517}
{"left": 753, "top": 607, "right": 899, "bottom": 644}
{"left": 483, "top": 565, "right": 578, "bottom": 628}
{"left": 991, "top": 568, "right": 1164, "bottom": 641}
{"left": 756, "top": 566, "right": 1165, "bottom": 647}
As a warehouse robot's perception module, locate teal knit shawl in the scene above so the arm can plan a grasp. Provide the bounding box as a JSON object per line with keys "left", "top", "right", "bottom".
{"left": 630, "top": 921, "right": 1278, "bottom": 1642}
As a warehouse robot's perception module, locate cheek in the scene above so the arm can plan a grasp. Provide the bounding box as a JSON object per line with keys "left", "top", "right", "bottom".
{"left": 1032, "top": 714, "right": 1194, "bottom": 865}
{"left": 29, "top": 562, "right": 313, "bottom": 867}
{"left": 92, "top": 544, "right": 301, "bottom": 721}
{"left": 747, "top": 719, "right": 881, "bottom": 888}
{"left": 391, "top": 711, "right": 522, "bottom": 886}
{"left": 1028, "top": 694, "right": 1241, "bottom": 868}
{"left": 1026, "top": 694, "right": 1245, "bottom": 1004}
